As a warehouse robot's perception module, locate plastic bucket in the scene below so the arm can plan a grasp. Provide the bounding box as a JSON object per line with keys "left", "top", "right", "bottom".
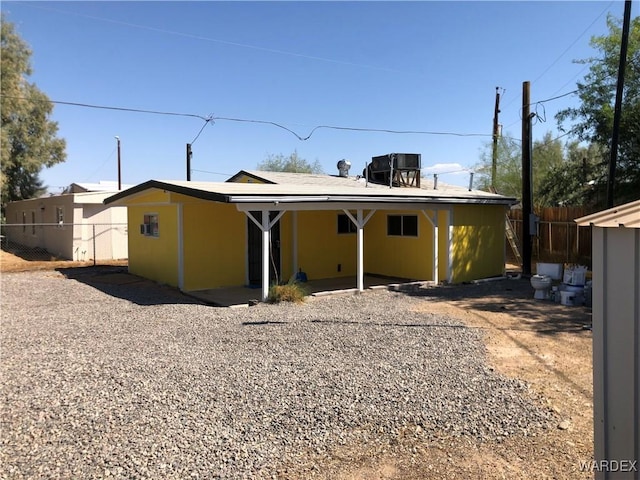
{"left": 560, "top": 291, "right": 576, "bottom": 306}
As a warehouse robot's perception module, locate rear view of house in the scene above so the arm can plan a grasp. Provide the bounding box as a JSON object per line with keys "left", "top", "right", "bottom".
{"left": 105, "top": 159, "right": 515, "bottom": 300}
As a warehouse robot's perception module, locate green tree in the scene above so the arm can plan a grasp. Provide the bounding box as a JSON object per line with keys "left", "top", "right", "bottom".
{"left": 475, "top": 134, "right": 522, "bottom": 198}
{"left": 1, "top": 16, "right": 66, "bottom": 214}
{"left": 257, "top": 150, "right": 323, "bottom": 174}
{"left": 475, "top": 131, "right": 563, "bottom": 204}
{"left": 537, "top": 141, "right": 606, "bottom": 207}
{"left": 556, "top": 14, "right": 640, "bottom": 207}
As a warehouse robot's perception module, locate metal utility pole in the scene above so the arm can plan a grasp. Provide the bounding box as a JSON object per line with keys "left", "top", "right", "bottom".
{"left": 607, "top": 0, "right": 632, "bottom": 208}
{"left": 186, "top": 143, "right": 192, "bottom": 181}
{"left": 521, "top": 81, "right": 533, "bottom": 276}
{"left": 115, "top": 136, "right": 121, "bottom": 190}
{"left": 491, "top": 87, "right": 502, "bottom": 189}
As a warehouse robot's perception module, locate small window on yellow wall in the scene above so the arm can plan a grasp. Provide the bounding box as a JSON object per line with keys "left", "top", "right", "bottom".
{"left": 387, "top": 215, "right": 418, "bottom": 237}
{"left": 337, "top": 214, "right": 357, "bottom": 234}
{"left": 141, "top": 214, "right": 159, "bottom": 237}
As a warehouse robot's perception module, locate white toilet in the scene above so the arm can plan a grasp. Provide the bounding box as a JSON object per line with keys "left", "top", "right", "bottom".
{"left": 530, "top": 274, "right": 553, "bottom": 300}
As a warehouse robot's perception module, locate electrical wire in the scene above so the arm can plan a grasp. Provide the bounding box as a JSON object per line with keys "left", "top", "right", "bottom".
{"left": 1, "top": 94, "right": 497, "bottom": 141}
{"left": 190, "top": 169, "right": 235, "bottom": 177}
{"left": 17, "top": 2, "right": 397, "bottom": 73}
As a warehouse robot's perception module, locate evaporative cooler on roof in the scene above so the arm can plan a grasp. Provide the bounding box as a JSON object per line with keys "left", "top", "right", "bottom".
{"left": 368, "top": 153, "right": 421, "bottom": 187}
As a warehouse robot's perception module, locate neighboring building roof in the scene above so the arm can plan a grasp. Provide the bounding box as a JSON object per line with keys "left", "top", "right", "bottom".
{"left": 575, "top": 199, "right": 640, "bottom": 229}
{"left": 105, "top": 176, "right": 516, "bottom": 207}
{"left": 228, "top": 169, "right": 480, "bottom": 195}
{"left": 68, "top": 181, "right": 134, "bottom": 193}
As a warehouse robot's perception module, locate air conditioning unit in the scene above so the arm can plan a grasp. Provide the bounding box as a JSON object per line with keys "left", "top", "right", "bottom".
{"left": 371, "top": 155, "right": 392, "bottom": 173}
{"left": 371, "top": 153, "right": 421, "bottom": 172}
{"left": 140, "top": 224, "right": 151, "bottom": 235}
{"left": 394, "top": 153, "right": 421, "bottom": 170}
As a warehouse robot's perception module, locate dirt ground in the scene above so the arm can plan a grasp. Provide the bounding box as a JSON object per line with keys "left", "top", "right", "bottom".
{"left": 0, "top": 252, "right": 594, "bottom": 479}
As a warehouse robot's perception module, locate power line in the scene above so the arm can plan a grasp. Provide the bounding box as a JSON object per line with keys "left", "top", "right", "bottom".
{"left": 0, "top": 94, "right": 497, "bottom": 141}
{"left": 18, "top": 2, "right": 398, "bottom": 73}
{"left": 532, "top": 1, "right": 615, "bottom": 84}
{"left": 0, "top": 96, "right": 210, "bottom": 121}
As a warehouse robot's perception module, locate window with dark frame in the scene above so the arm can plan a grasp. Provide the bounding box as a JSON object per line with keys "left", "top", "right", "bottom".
{"left": 337, "top": 214, "right": 357, "bottom": 234}
{"left": 31, "top": 211, "right": 36, "bottom": 235}
{"left": 387, "top": 215, "right": 418, "bottom": 237}
{"left": 142, "top": 214, "right": 159, "bottom": 237}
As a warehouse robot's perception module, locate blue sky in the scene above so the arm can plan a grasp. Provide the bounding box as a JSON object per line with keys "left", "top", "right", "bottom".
{"left": 4, "top": 1, "right": 638, "bottom": 192}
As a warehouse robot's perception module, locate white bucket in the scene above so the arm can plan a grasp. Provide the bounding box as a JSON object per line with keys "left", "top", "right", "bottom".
{"left": 560, "top": 291, "right": 577, "bottom": 306}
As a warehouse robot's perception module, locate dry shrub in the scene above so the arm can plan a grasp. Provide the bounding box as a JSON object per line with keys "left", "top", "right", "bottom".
{"left": 267, "top": 282, "right": 307, "bottom": 303}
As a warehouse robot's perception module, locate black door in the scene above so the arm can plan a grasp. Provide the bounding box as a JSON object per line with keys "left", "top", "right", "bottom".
{"left": 247, "top": 211, "right": 281, "bottom": 286}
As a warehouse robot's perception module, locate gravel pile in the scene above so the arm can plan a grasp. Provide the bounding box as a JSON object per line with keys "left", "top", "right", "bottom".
{"left": 1, "top": 270, "right": 552, "bottom": 479}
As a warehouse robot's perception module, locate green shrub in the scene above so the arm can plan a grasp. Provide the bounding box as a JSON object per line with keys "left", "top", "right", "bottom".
{"left": 267, "top": 281, "right": 307, "bottom": 303}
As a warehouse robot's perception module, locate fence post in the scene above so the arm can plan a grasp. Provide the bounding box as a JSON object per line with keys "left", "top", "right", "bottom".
{"left": 93, "top": 224, "right": 96, "bottom": 266}
{"left": 566, "top": 223, "right": 570, "bottom": 263}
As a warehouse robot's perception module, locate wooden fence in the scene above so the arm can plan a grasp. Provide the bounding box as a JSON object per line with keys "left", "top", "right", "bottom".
{"left": 508, "top": 207, "right": 594, "bottom": 265}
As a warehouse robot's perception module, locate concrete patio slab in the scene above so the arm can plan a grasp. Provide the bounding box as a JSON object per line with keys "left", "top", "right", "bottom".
{"left": 186, "top": 275, "right": 434, "bottom": 307}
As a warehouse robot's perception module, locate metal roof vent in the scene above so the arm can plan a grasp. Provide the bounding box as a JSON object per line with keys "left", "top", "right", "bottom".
{"left": 337, "top": 159, "right": 351, "bottom": 177}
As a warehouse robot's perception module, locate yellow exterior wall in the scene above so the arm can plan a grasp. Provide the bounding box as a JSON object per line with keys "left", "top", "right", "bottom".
{"left": 127, "top": 203, "right": 179, "bottom": 287}
{"left": 451, "top": 204, "right": 506, "bottom": 282}
{"left": 181, "top": 201, "right": 246, "bottom": 291}
{"left": 364, "top": 210, "right": 433, "bottom": 280}
{"left": 297, "top": 211, "right": 357, "bottom": 280}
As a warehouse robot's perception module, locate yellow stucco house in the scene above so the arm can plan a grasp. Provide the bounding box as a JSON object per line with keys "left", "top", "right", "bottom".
{"left": 104, "top": 168, "right": 515, "bottom": 300}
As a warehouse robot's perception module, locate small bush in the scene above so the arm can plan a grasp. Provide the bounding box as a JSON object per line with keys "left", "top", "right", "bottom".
{"left": 267, "top": 281, "right": 307, "bottom": 304}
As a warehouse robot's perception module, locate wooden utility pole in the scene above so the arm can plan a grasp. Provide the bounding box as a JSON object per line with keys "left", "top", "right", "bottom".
{"left": 491, "top": 87, "right": 501, "bottom": 189}
{"left": 115, "top": 136, "right": 121, "bottom": 191}
{"left": 186, "top": 143, "right": 192, "bottom": 181}
{"left": 521, "top": 81, "right": 533, "bottom": 276}
{"left": 607, "top": 0, "right": 632, "bottom": 208}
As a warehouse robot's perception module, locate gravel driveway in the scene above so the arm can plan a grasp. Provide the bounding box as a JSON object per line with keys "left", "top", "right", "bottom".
{"left": 1, "top": 270, "right": 552, "bottom": 479}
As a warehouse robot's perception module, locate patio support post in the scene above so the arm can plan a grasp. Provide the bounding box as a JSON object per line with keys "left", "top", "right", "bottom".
{"left": 342, "top": 208, "right": 376, "bottom": 292}
{"left": 357, "top": 209, "right": 364, "bottom": 292}
{"left": 446, "top": 208, "right": 453, "bottom": 283}
{"left": 421, "top": 210, "right": 439, "bottom": 283}
{"left": 262, "top": 211, "right": 270, "bottom": 301}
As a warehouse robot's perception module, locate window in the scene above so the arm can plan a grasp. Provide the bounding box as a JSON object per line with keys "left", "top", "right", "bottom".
{"left": 387, "top": 215, "right": 418, "bottom": 237}
{"left": 337, "top": 214, "right": 357, "bottom": 234}
{"left": 31, "top": 211, "right": 36, "bottom": 235}
{"left": 56, "top": 207, "right": 64, "bottom": 228}
{"left": 22, "top": 212, "right": 26, "bottom": 232}
{"left": 141, "top": 214, "right": 159, "bottom": 237}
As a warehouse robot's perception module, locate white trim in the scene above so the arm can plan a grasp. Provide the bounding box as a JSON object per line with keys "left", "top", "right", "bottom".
{"left": 446, "top": 209, "right": 453, "bottom": 283}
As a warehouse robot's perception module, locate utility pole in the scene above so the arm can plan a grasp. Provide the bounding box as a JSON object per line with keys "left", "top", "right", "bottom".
{"left": 186, "top": 143, "right": 192, "bottom": 181}
{"left": 115, "top": 136, "right": 121, "bottom": 191}
{"left": 491, "top": 87, "right": 502, "bottom": 190}
{"left": 521, "top": 81, "right": 533, "bottom": 276}
{"left": 607, "top": 0, "right": 632, "bottom": 208}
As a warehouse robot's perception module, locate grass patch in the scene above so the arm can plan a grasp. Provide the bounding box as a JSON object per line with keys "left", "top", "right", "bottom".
{"left": 267, "top": 281, "right": 307, "bottom": 304}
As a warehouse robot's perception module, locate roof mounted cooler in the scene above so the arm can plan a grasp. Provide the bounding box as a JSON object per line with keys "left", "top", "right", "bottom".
{"left": 367, "top": 153, "right": 421, "bottom": 188}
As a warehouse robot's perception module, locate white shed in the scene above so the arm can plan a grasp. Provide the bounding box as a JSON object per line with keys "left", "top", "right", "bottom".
{"left": 576, "top": 200, "right": 640, "bottom": 478}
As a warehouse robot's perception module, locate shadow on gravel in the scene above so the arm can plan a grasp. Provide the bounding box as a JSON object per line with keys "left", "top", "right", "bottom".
{"left": 56, "top": 266, "right": 204, "bottom": 306}
{"left": 395, "top": 278, "right": 592, "bottom": 336}
{"left": 310, "top": 319, "right": 475, "bottom": 329}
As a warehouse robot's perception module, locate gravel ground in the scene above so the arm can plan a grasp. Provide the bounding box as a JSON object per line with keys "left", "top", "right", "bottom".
{"left": 1, "top": 270, "right": 553, "bottom": 479}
